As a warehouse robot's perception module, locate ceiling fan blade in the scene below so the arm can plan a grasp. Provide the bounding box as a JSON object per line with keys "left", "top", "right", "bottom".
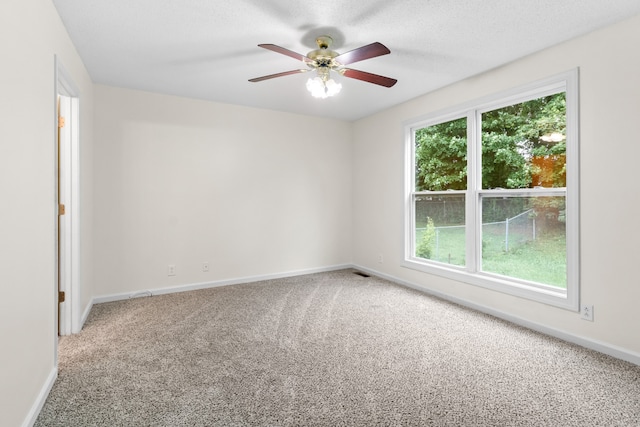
{"left": 258, "top": 44, "right": 312, "bottom": 63}
{"left": 248, "top": 69, "right": 310, "bottom": 83}
{"left": 335, "top": 42, "right": 391, "bottom": 65}
{"left": 341, "top": 68, "right": 397, "bottom": 88}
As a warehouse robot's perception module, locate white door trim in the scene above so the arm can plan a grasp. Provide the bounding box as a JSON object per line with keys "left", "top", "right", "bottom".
{"left": 54, "top": 56, "right": 81, "bottom": 340}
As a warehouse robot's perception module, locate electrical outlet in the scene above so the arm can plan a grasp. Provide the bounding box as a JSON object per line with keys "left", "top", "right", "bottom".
{"left": 202, "top": 262, "right": 210, "bottom": 272}
{"left": 377, "top": 254, "right": 384, "bottom": 263}
{"left": 581, "top": 304, "right": 594, "bottom": 321}
{"left": 168, "top": 264, "right": 176, "bottom": 276}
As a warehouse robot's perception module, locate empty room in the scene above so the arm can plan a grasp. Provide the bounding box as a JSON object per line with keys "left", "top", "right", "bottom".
{"left": 2, "top": 0, "right": 640, "bottom": 426}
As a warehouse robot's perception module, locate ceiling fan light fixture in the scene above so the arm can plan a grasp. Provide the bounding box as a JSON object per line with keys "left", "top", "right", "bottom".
{"left": 325, "top": 78, "right": 342, "bottom": 96}
{"left": 306, "top": 76, "right": 342, "bottom": 99}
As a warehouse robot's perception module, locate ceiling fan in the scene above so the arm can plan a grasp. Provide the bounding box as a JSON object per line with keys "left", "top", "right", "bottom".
{"left": 249, "top": 35, "right": 397, "bottom": 98}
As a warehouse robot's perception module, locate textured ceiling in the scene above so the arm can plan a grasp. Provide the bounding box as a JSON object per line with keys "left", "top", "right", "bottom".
{"left": 52, "top": 0, "right": 640, "bottom": 121}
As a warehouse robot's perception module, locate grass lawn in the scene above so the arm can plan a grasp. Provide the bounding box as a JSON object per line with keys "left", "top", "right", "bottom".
{"left": 417, "top": 226, "right": 566, "bottom": 288}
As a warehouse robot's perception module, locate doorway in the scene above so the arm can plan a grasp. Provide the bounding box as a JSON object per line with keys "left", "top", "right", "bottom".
{"left": 55, "top": 57, "right": 80, "bottom": 338}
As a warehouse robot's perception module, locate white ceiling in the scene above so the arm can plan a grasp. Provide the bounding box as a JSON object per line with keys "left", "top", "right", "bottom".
{"left": 52, "top": 0, "right": 640, "bottom": 121}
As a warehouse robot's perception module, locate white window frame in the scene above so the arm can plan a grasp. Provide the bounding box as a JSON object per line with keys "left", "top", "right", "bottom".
{"left": 403, "top": 69, "right": 579, "bottom": 310}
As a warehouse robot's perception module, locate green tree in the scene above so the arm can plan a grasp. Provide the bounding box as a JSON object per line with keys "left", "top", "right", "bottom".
{"left": 415, "top": 93, "right": 566, "bottom": 192}
{"left": 482, "top": 93, "right": 566, "bottom": 189}
{"left": 415, "top": 117, "right": 467, "bottom": 191}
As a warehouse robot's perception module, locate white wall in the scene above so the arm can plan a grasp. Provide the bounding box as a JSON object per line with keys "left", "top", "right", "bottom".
{"left": 3, "top": 3, "right": 638, "bottom": 424}
{"left": 0, "top": 0, "right": 94, "bottom": 426}
{"left": 93, "top": 85, "right": 353, "bottom": 297}
{"left": 352, "top": 14, "right": 640, "bottom": 357}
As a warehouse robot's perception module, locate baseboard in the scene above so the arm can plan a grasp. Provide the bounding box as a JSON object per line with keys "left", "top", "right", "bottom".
{"left": 79, "top": 300, "right": 93, "bottom": 330}
{"left": 93, "top": 264, "right": 352, "bottom": 304}
{"left": 22, "top": 367, "right": 57, "bottom": 427}
{"left": 354, "top": 264, "right": 640, "bottom": 367}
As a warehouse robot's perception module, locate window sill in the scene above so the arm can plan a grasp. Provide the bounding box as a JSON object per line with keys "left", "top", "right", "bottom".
{"left": 401, "top": 258, "right": 577, "bottom": 311}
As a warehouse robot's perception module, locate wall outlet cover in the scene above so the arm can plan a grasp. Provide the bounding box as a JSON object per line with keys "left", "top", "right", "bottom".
{"left": 581, "top": 304, "right": 594, "bottom": 321}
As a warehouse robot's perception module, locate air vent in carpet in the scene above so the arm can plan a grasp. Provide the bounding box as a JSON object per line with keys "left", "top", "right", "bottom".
{"left": 353, "top": 271, "right": 370, "bottom": 278}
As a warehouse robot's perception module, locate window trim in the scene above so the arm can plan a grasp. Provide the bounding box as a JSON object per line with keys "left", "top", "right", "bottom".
{"left": 403, "top": 69, "right": 579, "bottom": 311}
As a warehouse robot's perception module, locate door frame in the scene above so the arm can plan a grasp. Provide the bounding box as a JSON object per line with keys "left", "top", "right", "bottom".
{"left": 54, "top": 56, "right": 81, "bottom": 341}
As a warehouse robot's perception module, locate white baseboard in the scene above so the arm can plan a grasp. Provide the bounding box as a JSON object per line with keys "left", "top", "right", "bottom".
{"left": 22, "top": 367, "right": 57, "bottom": 427}
{"left": 78, "top": 300, "right": 93, "bottom": 331}
{"left": 93, "top": 264, "right": 352, "bottom": 304}
{"left": 354, "top": 264, "right": 640, "bottom": 367}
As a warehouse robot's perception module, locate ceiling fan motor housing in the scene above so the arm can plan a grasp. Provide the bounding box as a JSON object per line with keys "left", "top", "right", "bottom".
{"left": 307, "top": 36, "right": 342, "bottom": 79}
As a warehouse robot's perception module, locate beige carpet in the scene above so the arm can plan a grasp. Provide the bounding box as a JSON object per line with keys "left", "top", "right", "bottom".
{"left": 36, "top": 269, "right": 640, "bottom": 426}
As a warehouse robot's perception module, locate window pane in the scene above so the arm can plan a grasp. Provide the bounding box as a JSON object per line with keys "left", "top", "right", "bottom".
{"left": 481, "top": 93, "right": 566, "bottom": 189}
{"left": 481, "top": 196, "right": 566, "bottom": 288}
{"left": 415, "top": 194, "right": 465, "bottom": 266}
{"left": 415, "top": 117, "right": 467, "bottom": 191}
{"left": 407, "top": 72, "right": 577, "bottom": 308}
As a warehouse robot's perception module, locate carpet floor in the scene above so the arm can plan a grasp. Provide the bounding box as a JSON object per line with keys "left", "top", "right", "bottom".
{"left": 35, "top": 269, "right": 640, "bottom": 426}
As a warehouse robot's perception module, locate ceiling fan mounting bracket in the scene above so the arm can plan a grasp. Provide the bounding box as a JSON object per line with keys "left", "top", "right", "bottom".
{"left": 315, "top": 35, "right": 333, "bottom": 49}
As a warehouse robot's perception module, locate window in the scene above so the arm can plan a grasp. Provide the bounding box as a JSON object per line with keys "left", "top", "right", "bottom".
{"left": 404, "top": 70, "right": 579, "bottom": 310}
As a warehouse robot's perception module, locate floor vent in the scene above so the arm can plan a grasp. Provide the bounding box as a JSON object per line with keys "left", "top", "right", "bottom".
{"left": 353, "top": 271, "right": 370, "bottom": 278}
